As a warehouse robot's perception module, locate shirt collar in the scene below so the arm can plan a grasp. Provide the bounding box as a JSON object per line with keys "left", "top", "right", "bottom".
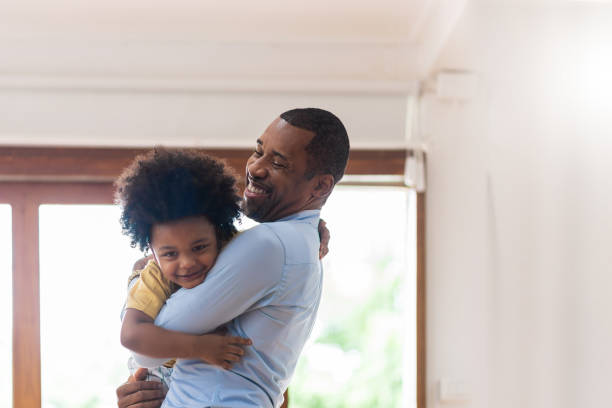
{"left": 276, "top": 209, "right": 321, "bottom": 227}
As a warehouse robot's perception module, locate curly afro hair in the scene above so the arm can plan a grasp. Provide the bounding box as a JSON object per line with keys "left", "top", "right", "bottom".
{"left": 114, "top": 148, "right": 241, "bottom": 252}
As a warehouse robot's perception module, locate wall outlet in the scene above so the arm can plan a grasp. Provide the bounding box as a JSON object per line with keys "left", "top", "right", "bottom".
{"left": 439, "top": 378, "right": 470, "bottom": 403}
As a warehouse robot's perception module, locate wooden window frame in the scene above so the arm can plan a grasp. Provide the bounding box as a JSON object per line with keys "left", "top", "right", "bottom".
{"left": 0, "top": 146, "right": 425, "bottom": 408}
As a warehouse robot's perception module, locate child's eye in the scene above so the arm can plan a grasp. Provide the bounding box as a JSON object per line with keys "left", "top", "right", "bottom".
{"left": 193, "top": 244, "right": 208, "bottom": 252}
{"left": 161, "top": 251, "right": 177, "bottom": 258}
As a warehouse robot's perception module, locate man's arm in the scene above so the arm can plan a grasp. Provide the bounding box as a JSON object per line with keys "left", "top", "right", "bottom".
{"left": 133, "top": 225, "right": 284, "bottom": 367}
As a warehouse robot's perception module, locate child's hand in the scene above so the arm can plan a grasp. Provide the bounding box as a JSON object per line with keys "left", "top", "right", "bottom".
{"left": 132, "top": 254, "right": 155, "bottom": 272}
{"left": 318, "top": 219, "right": 330, "bottom": 259}
{"left": 196, "top": 334, "right": 252, "bottom": 370}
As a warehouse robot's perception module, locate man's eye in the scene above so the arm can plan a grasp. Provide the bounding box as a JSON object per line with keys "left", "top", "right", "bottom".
{"left": 272, "top": 162, "right": 286, "bottom": 169}
{"left": 253, "top": 150, "right": 263, "bottom": 157}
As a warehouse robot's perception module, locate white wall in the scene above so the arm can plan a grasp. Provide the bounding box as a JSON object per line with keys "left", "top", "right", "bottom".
{"left": 421, "top": 2, "right": 612, "bottom": 407}
{"left": 0, "top": 89, "right": 411, "bottom": 149}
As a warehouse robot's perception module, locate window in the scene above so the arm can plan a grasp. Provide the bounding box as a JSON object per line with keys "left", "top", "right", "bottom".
{"left": 290, "top": 186, "right": 417, "bottom": 408}
{"left": 1, "top": 147, "right": 423, "bottom": 408}
{"left": 39, "top": 205, "right": 141, "bottom": 408}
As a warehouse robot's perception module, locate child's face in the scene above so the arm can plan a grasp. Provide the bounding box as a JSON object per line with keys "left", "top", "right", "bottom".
{"left": 150, "top": 216, "right": 219, "bottom": 289}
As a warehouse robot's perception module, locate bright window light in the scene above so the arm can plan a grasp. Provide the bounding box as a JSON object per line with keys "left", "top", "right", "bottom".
{"left": 290, "top": 186, "right": 417, "bottom": 408}
{"left": 39, "top": 205, "right": 142, "bottom": 408}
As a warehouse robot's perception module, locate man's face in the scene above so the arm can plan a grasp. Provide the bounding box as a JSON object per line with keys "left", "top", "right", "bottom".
{"left": 243, "top": 118, "right": 318, "bottom": 222}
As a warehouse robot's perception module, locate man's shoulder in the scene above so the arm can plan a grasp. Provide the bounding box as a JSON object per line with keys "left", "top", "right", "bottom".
{"left": 225, "top": 223, "right": 285, "bottom": 259}
{"left": 225, "top": 215, "right": 319, "bottom": 265}
{"left": 239, "top": 222, "right": 283, "bottom": 244}
{"left": 258, "top": 219, "right": 319, "bottom": 265}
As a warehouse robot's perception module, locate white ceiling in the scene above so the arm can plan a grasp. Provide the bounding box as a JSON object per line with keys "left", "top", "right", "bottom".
{"left": 0, "top": 0, "right": 428, "bottom": 43}
{"left": 0, "top": 0, "right": 468, "bottom": 88}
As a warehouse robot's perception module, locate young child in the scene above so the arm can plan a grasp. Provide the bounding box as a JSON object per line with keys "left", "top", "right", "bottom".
{"left": 115, "top": 148, "right": 252, "bottom": 387}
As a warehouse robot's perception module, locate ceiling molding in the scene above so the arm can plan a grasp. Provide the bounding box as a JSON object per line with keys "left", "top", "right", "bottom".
{"left": 0, "top": 74, "right": 419, "bottom": 95}
{"left": 0, "top": 39, "right": 420, "bottom": 84}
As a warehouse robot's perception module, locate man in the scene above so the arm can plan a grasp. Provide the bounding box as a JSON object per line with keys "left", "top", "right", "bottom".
{"left": 116, "top": 108, "right": 349, "bottom": 407}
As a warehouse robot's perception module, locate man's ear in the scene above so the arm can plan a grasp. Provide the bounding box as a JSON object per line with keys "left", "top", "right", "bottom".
{"left": 312, "top": 174, "right": 335, "bottom": 199}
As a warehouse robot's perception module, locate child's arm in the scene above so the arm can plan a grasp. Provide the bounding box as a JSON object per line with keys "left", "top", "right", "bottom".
{"left": 121, "top": 308, "right": 252, "bottom": 370}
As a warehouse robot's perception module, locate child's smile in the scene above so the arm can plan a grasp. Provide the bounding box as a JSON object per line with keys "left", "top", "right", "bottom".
{"left": 174, "top": 267, "right": 207, "bottom": 286}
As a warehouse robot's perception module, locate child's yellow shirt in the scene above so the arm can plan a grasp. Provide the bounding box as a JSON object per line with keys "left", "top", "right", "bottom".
{"left": 126, "top": 260, "right": 178, "bottom": 320}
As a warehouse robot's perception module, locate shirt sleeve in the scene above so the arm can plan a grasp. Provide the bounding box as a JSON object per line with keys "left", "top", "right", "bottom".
{"left": 126, "top": 260, "right": 175, "bottom": 320}
{"left": 132, "top": 224, "right": 284, "bottom": 367}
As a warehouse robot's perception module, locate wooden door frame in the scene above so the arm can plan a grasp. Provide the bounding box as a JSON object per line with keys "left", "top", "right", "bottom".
{"left": 416, "top": 192, "right": 426, "bottom": 408}
{"left": 1, "top": 182, "right": 114, "bottom": 408}
{"left": 0, "top": 146, "right": 426, "bottom": 408}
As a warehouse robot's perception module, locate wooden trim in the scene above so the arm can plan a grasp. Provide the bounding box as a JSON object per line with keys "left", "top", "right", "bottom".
{"left": 345, "top": 149, "right": 406, "bottom": 175}
{"left": 3, "top": 183, "right": 115, "bottom": 408}
{"left": 0, "top": 182, "right": 115, "bottom": 204}
{"left": 12, "top": 198, "right": 41, "bottom": 408}
{"left": 0, "top": 146, "right": 407, "bottom": 182}
{"left": 416, "top": 192, "right": 426, "bottom": 408}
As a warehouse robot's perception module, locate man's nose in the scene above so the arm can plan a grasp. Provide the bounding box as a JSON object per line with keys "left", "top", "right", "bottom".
{"left": 248, "top": 156, "right": 268, "bottom": 179}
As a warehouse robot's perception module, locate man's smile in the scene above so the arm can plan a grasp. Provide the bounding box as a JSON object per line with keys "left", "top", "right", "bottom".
{"left": 244, "top": 178, "right": 271, "bottom": 198}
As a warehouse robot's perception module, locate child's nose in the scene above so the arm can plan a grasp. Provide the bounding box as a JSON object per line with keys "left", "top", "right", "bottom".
{"left": 180, "top": 255, "right": 197, "bottom": 269}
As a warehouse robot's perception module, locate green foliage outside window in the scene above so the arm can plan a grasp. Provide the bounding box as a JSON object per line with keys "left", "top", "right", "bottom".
{"left": 290, "top": 255, "right": 406, "bottom": 408}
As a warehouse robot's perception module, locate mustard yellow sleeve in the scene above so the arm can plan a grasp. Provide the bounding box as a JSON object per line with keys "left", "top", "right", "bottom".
{"left": 126, "top": 261, "right": 174, "bottom": 320}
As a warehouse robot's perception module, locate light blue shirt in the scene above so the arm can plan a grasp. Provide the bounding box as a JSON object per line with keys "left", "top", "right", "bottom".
{"left": 133, "top": 210, "right": 323, "bottom": 408}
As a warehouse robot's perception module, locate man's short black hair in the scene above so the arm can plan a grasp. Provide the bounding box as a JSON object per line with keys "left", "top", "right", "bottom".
{"left": 280, "top": 108, "right": 350, "bottom": 183}
{"left": 114, "top": 148, "right": 241, "bottom": 252}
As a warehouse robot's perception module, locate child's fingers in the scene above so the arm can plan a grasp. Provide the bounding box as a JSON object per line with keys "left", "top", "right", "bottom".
{"left": 224, "top": 353, "right": 242, "bottom": 363}
{"left": 226, "top": 345, "right": 246, "bottom": 356}
{"left": 227, "top": 336, "right": 252, "bottom": 346}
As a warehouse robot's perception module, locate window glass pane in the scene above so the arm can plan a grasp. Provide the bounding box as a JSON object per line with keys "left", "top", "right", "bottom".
{"left": 291, "top": 187, "right": 417, "bottom": 408}
{"left": 39, "top": 205, "right": 142, "bottom": 408}
{"left": 0, "top": 204, "right": 12, "bottom": 408}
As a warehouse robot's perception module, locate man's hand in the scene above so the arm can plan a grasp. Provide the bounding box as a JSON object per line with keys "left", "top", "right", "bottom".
{"left": 318, "top": 219, "right": 330, "bottom": 259}
{"left": 116, "top": 367, "right": 166, "bottom": 408}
